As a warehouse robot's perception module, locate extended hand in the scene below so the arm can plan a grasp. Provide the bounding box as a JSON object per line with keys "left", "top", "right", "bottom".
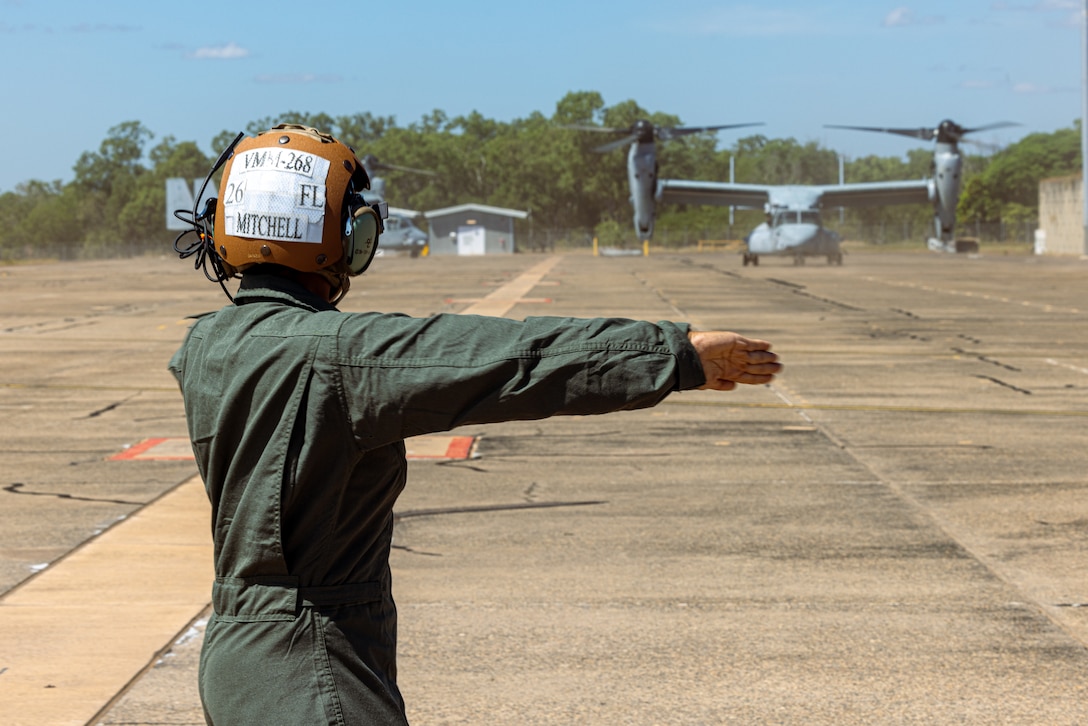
{"left": 687, "top": 331, "right": 781, "bottom": 391}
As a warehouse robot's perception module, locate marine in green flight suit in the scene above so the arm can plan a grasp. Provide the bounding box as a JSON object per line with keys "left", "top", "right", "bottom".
{"left": 169, "top": 125, "right": 780, "bottom": 725}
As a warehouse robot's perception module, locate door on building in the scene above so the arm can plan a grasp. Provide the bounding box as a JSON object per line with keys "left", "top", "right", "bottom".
{"left": 456, "top": 226, "right": 486, "bottom": 255}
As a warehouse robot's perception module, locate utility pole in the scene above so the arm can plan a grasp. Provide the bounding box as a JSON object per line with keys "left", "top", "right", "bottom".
{"left": 729, "top": 155, "right": 735, "bottom": 229}
{"left": 1082, "top": 0, "right": 1087, "bottom": 253}
{"left": 839, "top": 154, "right": 845, "bottom": 225}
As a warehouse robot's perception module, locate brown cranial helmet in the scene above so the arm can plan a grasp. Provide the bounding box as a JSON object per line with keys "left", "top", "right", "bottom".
{"left": 212, "top": 124, "right": 381, "bottom": 278}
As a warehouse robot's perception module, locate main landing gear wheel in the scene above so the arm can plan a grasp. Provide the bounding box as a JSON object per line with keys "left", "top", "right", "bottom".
{"left": 955, "top": 238, "right": 979, "bottom": 254}
{"left": 742, "top": 253, "right": 760, "bottom": 267}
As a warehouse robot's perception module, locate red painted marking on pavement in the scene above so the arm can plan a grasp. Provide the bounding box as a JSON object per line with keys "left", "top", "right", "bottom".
{"left": 444, "top": 297, "right": 552, "bottom": 304}
{"left": 111, "top": 435, "right": 479, "bottom": 462}
{"left": 444, "top": 436, "right": 476, "bottom": 460}
{"left": 107, "top": 438, "right": 170, "bottom": 461}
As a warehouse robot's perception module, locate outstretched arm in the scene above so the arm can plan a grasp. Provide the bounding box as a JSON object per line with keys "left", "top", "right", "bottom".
{"left": 687, "top": 331, "right": 781, "bottom": 391}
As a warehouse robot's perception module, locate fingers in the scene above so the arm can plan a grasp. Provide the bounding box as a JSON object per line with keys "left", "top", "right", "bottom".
{"left": 743, "top": 354, "right": 782, "bottom": 373}
{"left": 741, "top": 362, "right": 782, "bottom": 377}
{"left": 737, "top": 336, "right": 773, "bottom": 352}
{"left": 735, "top": 352, "right": 783, "bottom": 382}
{"left": 705, "top": 370, "right": 777, "bottom": 389}
{"left": 718, "top": 343, "right": 782, "bottom": 378}
{"left": 688, "top": 330, "right": 782, "bottom": 391}
{"left": 736, "top": 349, "right": 778, "bottom": 367}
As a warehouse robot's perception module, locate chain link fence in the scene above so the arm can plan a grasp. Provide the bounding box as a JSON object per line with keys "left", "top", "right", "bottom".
{"left": 2, "top": 219, "right": 1040, "bottom": 263}
{"left": 826, "top": 219, "right": 1038, "bottom": 247}
{"left": 518, "top": 219, "right": 1040, "bottom": 253}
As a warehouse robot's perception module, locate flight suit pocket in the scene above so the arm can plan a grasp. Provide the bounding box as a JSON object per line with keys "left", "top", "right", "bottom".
{"left": 212, "top": 576, "right": 300, "bottom": 622}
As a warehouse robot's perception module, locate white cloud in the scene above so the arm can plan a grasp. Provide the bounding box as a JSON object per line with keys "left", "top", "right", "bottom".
{"left": 189, "top": 42, "right": 249, "bottom": 60}
{"left": 883, "top": 7, "right": 911, "bottom": 26}
{"left": 1011, "top": 81, "right": 1076, "bottom": 93}
{"left": 883, "top": 7, "right": 945, "bottom": 26}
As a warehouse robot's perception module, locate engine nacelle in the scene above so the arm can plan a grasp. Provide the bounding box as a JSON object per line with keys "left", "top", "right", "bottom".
{"left": 931, "top": 144, "right": 963, "bottom": 246}
{"left": 629, "top": 142, "right": 657, "bottom": 240}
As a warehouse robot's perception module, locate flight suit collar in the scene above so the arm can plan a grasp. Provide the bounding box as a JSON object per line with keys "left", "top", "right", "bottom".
{"left": 234, "top": 268, "right": 339, "bottom": 313}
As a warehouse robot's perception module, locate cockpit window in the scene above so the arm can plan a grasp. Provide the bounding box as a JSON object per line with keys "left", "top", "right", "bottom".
{"left": 773, "top": 210, "right": 821, "bottom": 226}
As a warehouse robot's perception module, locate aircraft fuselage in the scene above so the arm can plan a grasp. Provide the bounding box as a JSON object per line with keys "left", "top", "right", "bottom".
{"left": 744, "top": 209, "right": 843, "bottom": 266}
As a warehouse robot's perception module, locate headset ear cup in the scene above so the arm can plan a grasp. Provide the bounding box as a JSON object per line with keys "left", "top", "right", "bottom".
{"left": 346, "top": 205, "right": 380, "bottom": 275}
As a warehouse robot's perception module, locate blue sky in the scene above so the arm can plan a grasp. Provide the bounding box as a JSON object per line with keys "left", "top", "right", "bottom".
{"left": 0, "top": 0, "right": 1081, "bottom": 193}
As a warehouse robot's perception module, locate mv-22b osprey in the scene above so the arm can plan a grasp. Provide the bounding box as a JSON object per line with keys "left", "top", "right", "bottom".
{"left": 357, "top": 153, "right": 434, "bottom": 257}
{"left": 588, "top": 118, "right": 1017, "bottom": 265}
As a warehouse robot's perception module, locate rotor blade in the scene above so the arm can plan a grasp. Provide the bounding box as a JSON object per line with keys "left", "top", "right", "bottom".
{"left": 593, "top": 134, "right": 640, "bottom": 153}
{"left": 558, "top": 124, "right": 628, "bottom": 134}
{"left": 961, "top": 121, "right": 1020, "bottom": 135}
{"left": 824, "top": 124, "right": 936, "bottom": 141}
{"left": 658, "top": 122, "right": 765, "bottom": 141}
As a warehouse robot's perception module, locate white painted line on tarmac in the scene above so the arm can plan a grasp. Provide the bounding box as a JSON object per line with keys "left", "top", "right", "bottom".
{"left": 0, "top": 476, "right": 213, "bottom": 726}
{"left": 1045, "top": 357, "right": 1088, "bottom": 376}
{"left": 456, "top": 256, "right": 561, "bottom": 317}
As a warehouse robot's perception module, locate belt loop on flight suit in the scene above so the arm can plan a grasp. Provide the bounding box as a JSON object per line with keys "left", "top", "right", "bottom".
{"left": 212, "top": 576, "right": 383, "bottom": 622}
{"left": 298, "top": 581, "right": 384, "bottom": 608}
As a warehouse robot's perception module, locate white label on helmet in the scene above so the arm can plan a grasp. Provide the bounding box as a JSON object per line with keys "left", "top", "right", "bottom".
{"left": 221, "top": 149, "right": 332, "bottom": 244}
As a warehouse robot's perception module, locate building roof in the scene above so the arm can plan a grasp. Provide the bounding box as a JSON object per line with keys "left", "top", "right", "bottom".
{"left": 423, "top": 203, "right": 530, "bottom": 220}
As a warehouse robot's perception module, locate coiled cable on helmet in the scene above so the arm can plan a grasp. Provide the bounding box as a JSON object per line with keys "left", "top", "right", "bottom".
{"left": 172, "top": 132, "right": 245, "bottom": 299}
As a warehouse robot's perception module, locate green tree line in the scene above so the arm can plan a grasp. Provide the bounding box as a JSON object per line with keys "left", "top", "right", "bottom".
{"left": 0, "top": 91, "right": 1079, "bottom": 260}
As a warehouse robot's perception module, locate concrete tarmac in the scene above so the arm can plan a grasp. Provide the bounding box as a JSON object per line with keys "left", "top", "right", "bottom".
{"left": 2, "top": 248, "right": 1088, "bottom": 724}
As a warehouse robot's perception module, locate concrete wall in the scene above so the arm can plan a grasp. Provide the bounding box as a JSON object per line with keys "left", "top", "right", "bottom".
{"left": 1038, "top": 174, "right": 1084, "bottom": 256}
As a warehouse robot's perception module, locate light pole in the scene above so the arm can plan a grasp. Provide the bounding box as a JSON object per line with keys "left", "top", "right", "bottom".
{"left": 1082, "top": 0, "right": 1087, "bottom": 252}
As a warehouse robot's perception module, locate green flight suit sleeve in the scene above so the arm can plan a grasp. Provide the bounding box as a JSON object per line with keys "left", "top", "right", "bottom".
{"left": 328, "top": 312, "right": 705, "bottom": 448}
